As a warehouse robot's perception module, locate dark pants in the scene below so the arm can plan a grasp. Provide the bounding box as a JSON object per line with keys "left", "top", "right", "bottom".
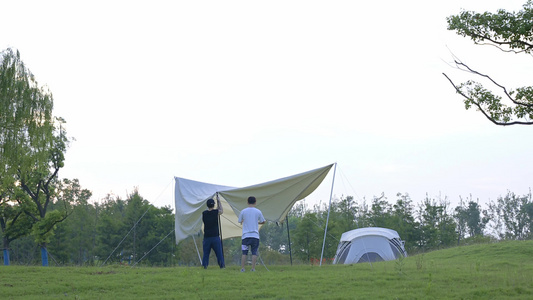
{"left": 241, "top": 237, "right": 260, "bottom": 255}
{"left": 202, "top": 236, "right": 225, "bottom": 268}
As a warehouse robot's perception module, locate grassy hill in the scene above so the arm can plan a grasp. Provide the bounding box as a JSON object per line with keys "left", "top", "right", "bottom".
{"left": 1, "top": 240, "right": 532, "bottom": 299}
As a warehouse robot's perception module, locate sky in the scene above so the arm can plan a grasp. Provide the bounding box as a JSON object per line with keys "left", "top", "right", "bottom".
{"left": 2, "top": 0, "right": 532, "bottom": 211}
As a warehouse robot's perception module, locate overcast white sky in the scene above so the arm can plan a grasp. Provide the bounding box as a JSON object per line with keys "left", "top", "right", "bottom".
{"left": 2, "top": 0, "right": 531, "bottom": 210}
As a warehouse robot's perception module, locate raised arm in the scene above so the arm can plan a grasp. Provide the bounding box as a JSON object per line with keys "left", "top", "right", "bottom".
{"left": 217, "top": 198, "right": 223, "bottom": 215}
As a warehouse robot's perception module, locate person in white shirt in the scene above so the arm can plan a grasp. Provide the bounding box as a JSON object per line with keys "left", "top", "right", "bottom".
{"left": 238, "top": 196, "right": 266, "bottom": 272}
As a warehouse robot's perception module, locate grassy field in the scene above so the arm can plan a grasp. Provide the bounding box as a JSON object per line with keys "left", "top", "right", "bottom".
{"left": 1, "top": 240, "right": 532, "bottom": 299}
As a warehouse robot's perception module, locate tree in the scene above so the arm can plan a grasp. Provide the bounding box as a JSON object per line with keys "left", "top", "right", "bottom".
{"left": 121, "top": 189, "right": 176, "bottom": 266}
{"left": 0, "top": 48, "right": 38, "bottom": 264}
{"left": 524, "top": 202, "right": 533, "bottom": 238}
{"left": 89, "top": 190, "right": 178, "bottom": 266}
{"left": 144, "top": 205, "right": 176, "bottom": 266}
{"left": 330, "top": 195, "right": 358, "bottom": 234}
{"left": 0, "top": 198, "right": 34, "bottom": 265}
{"left": 95, "top": 195, "right": 127, "bottom": 264}
{"left": 417, "top": 195, "right": 457, "bottom": 250}
{"left": 465, "top": 201, "right": 488, "bottom": 237}
{"left": 390, "top": 193, "right": 420, "bottom": 253}
{"left": 454, "top": 197, "right": 469, "bottom": 243}
{"left": 47, "top": 179, "right": 92, "bottom": 265}
{"left": 487, "top": 191, "right": 532, "bottom": 239}
{"left": 1, "top": 48, "right": 73, "bottom": 265}
{"left": 259, "top": 221, "right": 288, "bottom": 254}
{"left": 122, "top": 190, "right": 149, "bottom": 264}
{"left": 367, "top": 194, "right": 392, "bottom": 228}
{"left": 354, "top": 198, "right": 371, "bottom": 228}
{"left": 444, "top": 1, "right": 533, "bottom": 125}
{"left": 291, "top": 211, "right": 323, "bottom": 263}
{"left": 455, "top": 196, "right": 489, "bottom": 245}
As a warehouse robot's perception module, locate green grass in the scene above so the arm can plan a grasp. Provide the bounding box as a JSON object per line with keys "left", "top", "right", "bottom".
{"left": 1, "top": 240, "right": 533, "bottom": 299}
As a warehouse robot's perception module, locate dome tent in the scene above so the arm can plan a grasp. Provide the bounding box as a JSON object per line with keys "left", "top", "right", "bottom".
{"left": 333, "top": 227, "right": 407, "bottom": 264}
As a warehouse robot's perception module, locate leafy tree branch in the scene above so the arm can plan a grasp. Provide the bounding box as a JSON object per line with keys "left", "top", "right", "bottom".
{"left": 445, "top": 1, "right": 533, "bottom": 125}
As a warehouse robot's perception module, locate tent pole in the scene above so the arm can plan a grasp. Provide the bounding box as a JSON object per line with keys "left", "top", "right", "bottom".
{"left": 320, "top": 163, "right": 337, "bottom": 266}
{"left": 216, "top": 193, "right": 225, "bottom": 267}
{"left": 192, "top": 234, "right": 202, "bottom": 265}
{"left": 286, "top": 215, "right": 293, "bottom": 266}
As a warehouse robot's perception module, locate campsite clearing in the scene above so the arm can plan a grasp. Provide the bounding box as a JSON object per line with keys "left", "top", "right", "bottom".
{"left": 1, "top": 240, "right": 532, "bottom": 299}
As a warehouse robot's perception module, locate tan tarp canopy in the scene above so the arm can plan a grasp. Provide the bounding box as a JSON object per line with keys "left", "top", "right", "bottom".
{"left": 174, "top": 164, "right": 333, "bottom": 244}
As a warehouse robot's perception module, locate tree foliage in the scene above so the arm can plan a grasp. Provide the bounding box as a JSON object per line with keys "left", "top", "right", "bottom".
{"left": 487, "top": 191, "right": 533, "bottom": 239}
{"left": 390, "top": 193, "right": 420, "bottom": 252}
{"left": 4, "top": 186, "right": 533, "bottom": 266}
{"left": 455, "top": 196, "right": 489, "bottom": 242}
{"left": 0, "top": 48, "right": 87, "bottom": 266}
{"left": 416, "top": 196, "right": 457, "bottom": 250}
{"left": 2, "top": 180, "right": 533, "bottom": 266}
{"left": 444, "top": 1, "right": 533, "bottom": 125}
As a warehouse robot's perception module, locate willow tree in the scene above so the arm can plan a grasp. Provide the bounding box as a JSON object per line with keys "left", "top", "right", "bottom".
{"left": 443, "top": 1, "right": 533, "bottom": 125}
{"left": 0, "top": 48, "right": 71, "bottom": 266}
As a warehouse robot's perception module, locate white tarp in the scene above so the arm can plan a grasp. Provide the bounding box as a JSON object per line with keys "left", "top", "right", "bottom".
{"left": 174, "top": 164, "right": 334, "bottom": 244}
{"left": 333, "top": 227, "right": 407, "bottom": 264}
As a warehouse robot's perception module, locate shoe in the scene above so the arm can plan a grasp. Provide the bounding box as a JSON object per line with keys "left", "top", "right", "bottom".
{"left": 240, "top": 268, "right": 245, "bottom": 272}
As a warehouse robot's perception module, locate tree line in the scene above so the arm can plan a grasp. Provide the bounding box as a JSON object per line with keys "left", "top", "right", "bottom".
{"left": 263, "top": 191, "right": 533, "bottom": 264}
{"left": 2, "top": 188, "right": 532, "bottom": 266}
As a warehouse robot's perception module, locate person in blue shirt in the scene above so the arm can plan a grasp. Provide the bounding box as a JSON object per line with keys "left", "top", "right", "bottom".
{"left": 202, "top": 198, "right": 225, "bottom": 269}
{"left": 238, "top": 196, "right": 266, "bottom": 272}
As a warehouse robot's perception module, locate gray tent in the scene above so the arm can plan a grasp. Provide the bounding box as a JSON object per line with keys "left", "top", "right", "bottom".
{"left": 333, "top": 227, "right": 407, "bottom": 264}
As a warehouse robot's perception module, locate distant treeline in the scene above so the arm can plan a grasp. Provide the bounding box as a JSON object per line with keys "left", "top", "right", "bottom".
{"left": 2, "top": 190, "right": 532, "bottom": 266}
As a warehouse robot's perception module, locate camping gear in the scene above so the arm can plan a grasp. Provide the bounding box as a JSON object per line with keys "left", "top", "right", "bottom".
{"left": 333, "top": 227, "right": 407, "bottom": 264}
{"left": 174, "top": 164, "right": 334, "bottom": 245}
